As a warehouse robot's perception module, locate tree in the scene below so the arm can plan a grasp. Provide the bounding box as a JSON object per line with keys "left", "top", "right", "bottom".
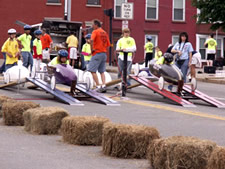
{"left": 192, "top": 0, "right": 225, "bottom": 31}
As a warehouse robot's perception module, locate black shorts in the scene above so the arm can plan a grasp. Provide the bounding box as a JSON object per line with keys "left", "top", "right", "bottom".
{"left": 145, "top": 53, "right": 153, "bottom": 61}
{"left": 207, "top": 54, "right": 215, "bottom": 61}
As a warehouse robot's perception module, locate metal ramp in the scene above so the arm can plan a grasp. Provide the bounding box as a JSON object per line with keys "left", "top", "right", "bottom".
{"left": 130, "top": 75, "right": 195, "bottom": 107}
{"left": 183, "top": 85, "right": 225, "bottom": 108}
{"left": 26, "top": 78, "right": 84, "bottom": 106}
{"left": 75, "top": 84, "right": 120, "bottom": 106}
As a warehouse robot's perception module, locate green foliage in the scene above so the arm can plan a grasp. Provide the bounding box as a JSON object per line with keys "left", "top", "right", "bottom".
{"left": 192, "top": 0, "right": 225, "bottom": 31}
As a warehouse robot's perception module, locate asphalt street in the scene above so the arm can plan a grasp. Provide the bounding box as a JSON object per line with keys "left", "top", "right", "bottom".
{"left": 0, "top": 75, "right": 225, "bottom": 169}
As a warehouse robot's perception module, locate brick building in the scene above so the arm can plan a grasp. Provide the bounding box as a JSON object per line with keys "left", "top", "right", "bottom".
{"left": 0, "top": 0, "right": 224, "bottom": 62}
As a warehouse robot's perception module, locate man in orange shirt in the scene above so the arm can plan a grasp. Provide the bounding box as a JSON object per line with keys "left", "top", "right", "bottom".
{"left": 88, "top": 19, "right": 110, "bottom": 93}
{"left": 41, "top": 28, "right": 53, "bottom": 63}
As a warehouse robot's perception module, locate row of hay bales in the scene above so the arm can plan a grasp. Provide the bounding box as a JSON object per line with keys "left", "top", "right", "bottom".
{"left": 0, "top": 94, "right": 225, "bottom": 169}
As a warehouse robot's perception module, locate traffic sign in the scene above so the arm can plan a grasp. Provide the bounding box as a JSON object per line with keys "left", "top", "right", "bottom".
{"left": 121, "top": 3, "right": 133, "bottom": 20}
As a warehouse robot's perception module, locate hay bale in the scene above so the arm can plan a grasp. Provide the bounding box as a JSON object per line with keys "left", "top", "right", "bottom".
{"left": 148, "top": 136, "right": 217, "bottom": 169}
{"left": 102, "top": 123, "right": 160, "bottom": 159}
{"left": 61, "top": 116, "right": 110, "bottom": 146}
{"left": 2, "top": 101, "right": 40, "bottom": 126}
{"left": 207, "top": 146, "right": 225, "bottom": 169}
{"left": 0, "top": 95, "right": 14, "bottom": 117}
{"left": 23, "top": 107, "right": 69, "bottom": 134}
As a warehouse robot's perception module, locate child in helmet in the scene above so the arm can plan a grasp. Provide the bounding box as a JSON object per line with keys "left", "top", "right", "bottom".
{"left": 81, "top": 34, "right": 92, "bottom": 69}
{"left": 49, "top": 49, "right": 70, "bottom": 66}
{"left": 33, "top": 30, "right": 43, "bottom": 73}
{"left": 144, "top": 35, "right": 154, "bottom": 67}
{"left": 1, "top": 28, "right": 20, "bottom": 71}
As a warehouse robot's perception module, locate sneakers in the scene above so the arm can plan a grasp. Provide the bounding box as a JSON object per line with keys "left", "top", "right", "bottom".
{"left": 96, "top": 86, "right": 107, "bottom": 93}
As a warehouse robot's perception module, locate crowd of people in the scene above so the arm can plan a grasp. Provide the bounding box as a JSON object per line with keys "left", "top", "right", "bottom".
{"left": 0, "top": 19, "right": 218, "bottom": 93}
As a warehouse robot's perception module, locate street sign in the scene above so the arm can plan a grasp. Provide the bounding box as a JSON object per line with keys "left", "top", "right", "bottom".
{"left": 121, "top": 3, "right": 133, "bottom": 20}
{"left": 122, "top": 20, "right": 129, "bottom": 30}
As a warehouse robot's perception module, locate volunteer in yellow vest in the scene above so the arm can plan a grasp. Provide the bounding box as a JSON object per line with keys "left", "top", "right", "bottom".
{"left": 33, "top": 30, "right": 43, "bottom": 73}
{"left": 144, "top": 35, "right": 154, "bottom": 67}
{"left": 81, "top": 34, "right": 92, "bottom": 69}
{"left": 17, "top": 25, "right": 33, "bottom": 71}
{"left": 204, "top": 34, "right": 217, "bottom": 66}
{"left": 1, "top": 29, "right": 20, "bottom": 71}
{"left": 116, "top": 28, "right": 136, "bottom": 86}
{"left": 66, "top": 31, "right": 78, "bottom": 68}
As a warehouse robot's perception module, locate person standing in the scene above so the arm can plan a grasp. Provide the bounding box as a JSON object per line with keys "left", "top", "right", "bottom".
{"left": 204, "top": 34, "right": 217, "bottom": 66}
{"left": 66, "top": 31, "right": 78, "bottom": 68}
{"left": 172, "top": 32, "right": 193, "bottom": 83}
{"left": 1, "top": 29, "right": 20, "bottom": 71}
{"left": 88, "top": 19, "right": 110, "bottom": 93}
{"left": 41, "top": 28, "right": 53, "bottom": 64}
{"left": 33, "top": 30, "right": 43, "bottom": 73}
{"left": 81, "top": 34, "right": 92, "bottom": 69}
{"left": 116, "top": 28, "right": 136, "bottom": 86}
{"left": 17, "top": 25, "right": 33, "bottom": 71}
{"left": 144, "top": 36, "right": 154, "bottom": 67}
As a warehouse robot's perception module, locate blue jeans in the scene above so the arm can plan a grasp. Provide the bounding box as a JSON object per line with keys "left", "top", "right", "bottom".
{"left": 5, "top": 62, "right": 17, "bottom": 71}
{"left": 118, "top": 58, "right": 132, "bottom": 86}
{"left": 0, "top": 53, "right": 6, "bottom": 73}
{"left": 176, "top": 59, "right": 189, "bottom": 83}
{"left": 21, "top": 51, "right": 33, "bottom": 71}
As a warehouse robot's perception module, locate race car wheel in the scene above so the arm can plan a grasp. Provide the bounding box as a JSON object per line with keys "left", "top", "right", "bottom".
{"left": 85, "top": 76, "right": 91, "bottom": 91}
{"left": 50, "top": 76, "right": 56, "bottom": 90}
{"left": 134, "top": 63, "right": 140, "bottom": 76}
{"left": 4, "top": 73, "right": 10, "bottom": 84}
{"left": 158, "top": 76, "right": 164, "bottom": 90}
{"left": 191, "top": 78, "right": 197, "bottom": 91}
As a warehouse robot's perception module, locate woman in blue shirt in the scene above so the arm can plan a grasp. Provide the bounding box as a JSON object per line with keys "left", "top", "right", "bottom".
{"left": 172, "top": 32, "right": 193, "bottom": 83}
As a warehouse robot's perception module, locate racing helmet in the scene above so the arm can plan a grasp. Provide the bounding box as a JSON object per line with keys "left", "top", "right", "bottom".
{"left": 8, "top": 28, "right": 16, "bottom": 34}
{"left": 164, "top": 53, "right": 174, "bottom": 63}
{"left": 24, "top": 25, "right": 32, "bottom": 30}
{"left": 34, "top": 30, "right": 42, "bottom": 35}
{"left": 58, "top": 49, "right": 68, "bottom": 58}
{"left": 85, "top": 34, "right": 91, "bottom": 39}
{"left": 146, "top": 35, "right": 152, "bottom": 40}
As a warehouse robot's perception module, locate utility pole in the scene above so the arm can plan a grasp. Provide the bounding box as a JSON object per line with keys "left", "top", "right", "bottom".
{"left": 104, "top": 8, "right": 114, "bottom": 66}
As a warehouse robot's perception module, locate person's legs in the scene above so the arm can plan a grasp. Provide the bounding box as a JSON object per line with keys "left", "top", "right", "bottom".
{"left": 88, "top": 54, "right": 100, "bottom": 87}
{"left": 180, "top": 59, "right": 189, "bottom": 83}
{"left": 28, "top": 52, "right": 33, "bottom": 72}
{"left": 117, "top": 58, "right": 124, "bottom": 79}
{"left": 98, "top": 53, "right": 107, "bottom": 86}
{"left": 0, "top": 53, "right": 6, "bottom": 73}
{"left": 22, "top": 52, "right": 29, "bottom": 68}
{"left": 127, "top": 60, "right": 132, "bottom": 86}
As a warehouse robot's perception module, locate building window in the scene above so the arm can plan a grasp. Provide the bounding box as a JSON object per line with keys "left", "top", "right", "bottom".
{"left": 173, "top": 0, "right": 185, "bottom": 21}
{"left": 114, "top": 0, "right": 127, "bottom": 18}
{"left": 146, "top": 0, "right": 158, "bottom": 20}
{"left": 196, "top": 35, "right": 224, "bottom": 59}
{"left": 172, "top": 35, "right": 179, "bottom": 45}
{"left": 47, "top": 0, "right": 60, "bottom": 3}
{"left": 87, "top": 0, "right": 100, "bottom": 5}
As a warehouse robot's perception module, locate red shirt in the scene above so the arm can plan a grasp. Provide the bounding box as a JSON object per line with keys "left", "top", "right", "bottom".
{"left": 40, "top": 33, "right": 52, "bottom": 49}
{"left": 91, "top": 28, "right": 110, "bottom": 56}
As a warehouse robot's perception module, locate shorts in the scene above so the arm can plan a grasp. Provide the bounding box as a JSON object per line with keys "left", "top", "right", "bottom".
{"left": 69, "top": 47, "right": 77, "bottom": 59}
{"left": 207, "top": 53, "right": 215, "bottom": 61}
{"left": 191, "top": 52, "right": 201, "bottom": 68}
{"left": 88, "top": 53, "right": 107, "bottom": 73}
{"left": 42, "top": 48, "right": 50, "bottom": 60}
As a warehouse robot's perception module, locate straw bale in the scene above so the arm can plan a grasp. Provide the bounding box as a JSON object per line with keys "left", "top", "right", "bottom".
{"left": 148, "top": 136, "right": 217, "bottom": 169}
{"left": 23, "top": 107, "right": 69, "bottom": 134}
{"left": 102, "top": 123, "right": 160, "bottom": 159}
{"left": 207, "top": 146, "right": 225, "bottom": 169}
{"left": 0, "top": 95, "right": 14, "bottom": 117}
{"left": 61, "top": 116, "right": 110, "bottom": 146}
{"left": 2, "top": 101, "right": 40, "bottom": 126}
